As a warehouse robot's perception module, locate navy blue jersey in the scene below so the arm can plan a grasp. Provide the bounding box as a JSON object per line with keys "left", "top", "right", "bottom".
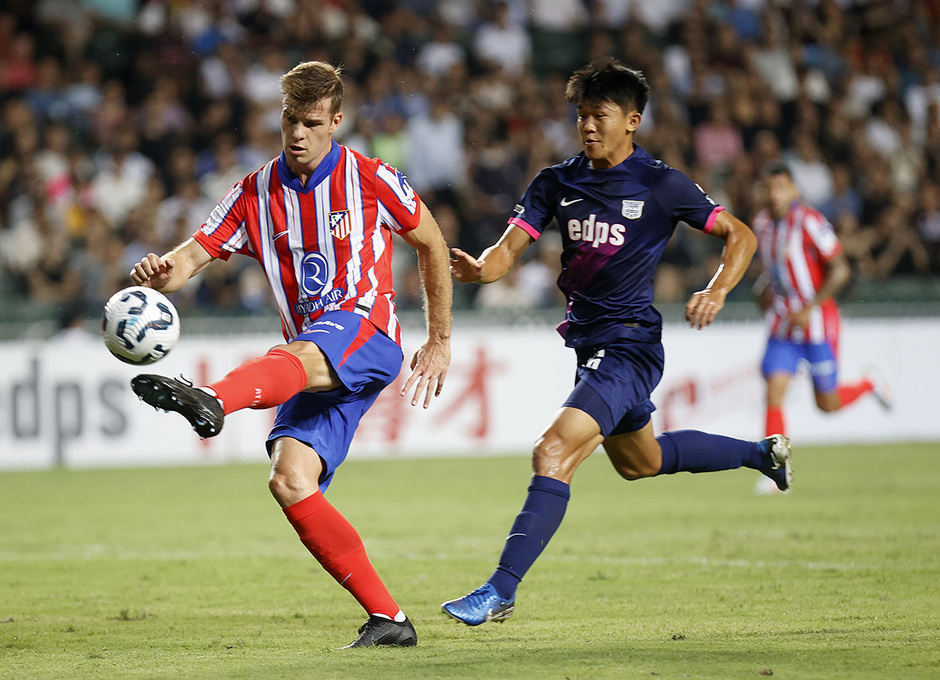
{"left": 509, "top": 145, "right": 723, "bottom": 348}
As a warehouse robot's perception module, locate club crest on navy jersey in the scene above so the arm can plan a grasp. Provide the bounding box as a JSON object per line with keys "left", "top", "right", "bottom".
{"left": 621, "top": 200, "right": 644, "bottom": 219}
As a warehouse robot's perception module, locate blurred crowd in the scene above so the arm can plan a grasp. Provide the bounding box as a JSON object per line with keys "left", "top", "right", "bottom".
{"left": 1, "top": 0, "right": 940, "bottom": 323}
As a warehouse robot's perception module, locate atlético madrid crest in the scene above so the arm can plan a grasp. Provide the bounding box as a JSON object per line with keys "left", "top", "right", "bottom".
{"left": 621, "top": 200, "right": 644, "bottom": 219}
{"left": 330, "top": 210, "right": 352, "bottom": 240}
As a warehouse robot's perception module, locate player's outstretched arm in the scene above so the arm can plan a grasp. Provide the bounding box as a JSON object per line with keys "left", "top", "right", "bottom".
{"left": 399, "top": 201, "right": 453, "bottom": 408}
{"left": 685, "top": 210, "right": 757, "bottom": 330}
{"left": 130, "top": 238, "right": 214, "bottom": 293}
{"left": 450, "top": 225, "right": 533, "bottom": 284}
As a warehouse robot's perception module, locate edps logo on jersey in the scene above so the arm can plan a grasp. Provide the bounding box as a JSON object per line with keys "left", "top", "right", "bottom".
{"left": 566, "top": 213, "right": 626, "bottom": 248}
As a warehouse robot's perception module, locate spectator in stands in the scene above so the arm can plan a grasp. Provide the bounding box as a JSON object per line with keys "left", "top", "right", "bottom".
{"left": 90, "top": 123, "right": 155, "bottom": 229}
{"left": 916, "top": 181, "right": 940, "bottom": 272}
{"left": 787, "top": 131, "right": 833, "bottom": 209}
{"left": 2, "top": 0, "right": 940, "bottom": 319}
{"left": 473, "top": 1, "right": 531, "bottom": 79}
{"left": 405, "top": 94, "right": 466, "bottom": 206}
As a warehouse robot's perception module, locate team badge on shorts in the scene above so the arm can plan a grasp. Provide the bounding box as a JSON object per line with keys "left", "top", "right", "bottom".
{"left": 330, "top": 210, "right": 352, "bottom": 240}
{"left": 621, "top": 200, "right": 644, "bottom": 219}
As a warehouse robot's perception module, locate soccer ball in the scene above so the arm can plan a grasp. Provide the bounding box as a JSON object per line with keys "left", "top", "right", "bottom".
{"left": 101, "top": 286, "right": 181, "bottom": 365}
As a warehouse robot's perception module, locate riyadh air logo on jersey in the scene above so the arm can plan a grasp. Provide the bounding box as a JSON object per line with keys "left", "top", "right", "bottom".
{"left": 330, "top": 210, "right": 352, "bottom": 240}
{"left": 300, "top": 252, "right": 330, "bottom": 296}
{"left": 621, "top": 200, "right": 644, "bottom": 219}
{"left": 295, "top": 252, "right": 345, "bottom": 315}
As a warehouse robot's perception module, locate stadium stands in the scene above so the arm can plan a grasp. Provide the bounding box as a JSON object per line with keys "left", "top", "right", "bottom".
{"left": 1, "top": 0, "right": 939, "bottom": 329}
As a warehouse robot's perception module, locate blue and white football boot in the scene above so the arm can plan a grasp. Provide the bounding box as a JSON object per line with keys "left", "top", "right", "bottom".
{"left": 758, "top": 433, "right": 792, "bottom": 492}
{"left": 441, "top": 583, "right": 515, "bottom": 626}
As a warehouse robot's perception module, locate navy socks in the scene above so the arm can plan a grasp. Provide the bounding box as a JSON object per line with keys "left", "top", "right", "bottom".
{"left": 657, "top": 429, "right": 763, "bottom": 475}
{"left": 488, "top": 475, "right": 570, "bottom": 600}
{"left": 485, "top": 432, "right": 761, "bottom": 600}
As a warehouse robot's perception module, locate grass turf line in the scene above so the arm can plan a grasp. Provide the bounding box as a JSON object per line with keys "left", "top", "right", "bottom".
{"left": 0, "top": 443, "right": 938, "bottom": 679}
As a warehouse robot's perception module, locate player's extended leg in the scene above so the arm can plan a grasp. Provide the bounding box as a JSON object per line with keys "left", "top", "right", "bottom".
{"left": 816, "top": 380, "right": 887, "bottom": 412}
{"left": 602, "top": 420, "right": 791, "bottom": 490}
{"left": 441, "top": 407, "right": 603, "bottom": 626}
{"left": 807, "top": 340, "right": 889, "bottom": 412}
{"left": 131, "top": 340, "right": 335, "bottom": 438}
{"left": 270, "top": 436, "right": 417, "bottom": 648}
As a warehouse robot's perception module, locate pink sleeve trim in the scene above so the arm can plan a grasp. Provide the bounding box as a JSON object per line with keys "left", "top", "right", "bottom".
{"left": 508, "top": 216, "right": 541, "bottom": 240}
{"left": 702, "top": 206, "right": 724, "bottom": 234}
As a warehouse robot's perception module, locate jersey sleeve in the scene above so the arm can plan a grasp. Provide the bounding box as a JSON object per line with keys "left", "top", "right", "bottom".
{"left": 375, "top": 162, "right": 422, "bottom": 233}
{"left": 657, "top": 167, "right": 724, "bottom": 233}
{"left": 194, "top": 180, "right": 250, "bottom": 261}
{"left": 802, "top": 209, "right": 843, "bottom": 261}
{"left": 508, "top": 168, "right": 557, "bottom": 240}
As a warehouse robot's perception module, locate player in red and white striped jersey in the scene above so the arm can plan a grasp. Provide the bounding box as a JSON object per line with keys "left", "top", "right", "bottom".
{"left": 127, "top": 61, "right": 451, "bottom": 647}
{"left": 195, "top": 138, "right": 422, "bottom": 346}
{"left": 753, "top": 161, "right": 889, "bottom": 456}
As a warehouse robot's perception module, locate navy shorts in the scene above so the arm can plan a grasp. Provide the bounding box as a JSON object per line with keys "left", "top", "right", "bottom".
{"left": 761, "top": 337, "right": 838, "bottom": 393}
{"left": 266, "top": 310, "right": 404, "bottom": 493}
{"left": 563, "top": 339, "right": 665, "bottom": 438}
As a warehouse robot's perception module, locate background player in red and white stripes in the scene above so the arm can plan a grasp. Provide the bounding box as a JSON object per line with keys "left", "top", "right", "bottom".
{"left": 127, "top": 61, "right": 452, "bottom": 647}
{"left": 753, "top": 161, "right": 890, "bottom": 484}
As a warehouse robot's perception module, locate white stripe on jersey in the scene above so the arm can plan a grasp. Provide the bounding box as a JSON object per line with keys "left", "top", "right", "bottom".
{"left": 342, "top": 149, "right": 368, "bottom": 315}
{"left": 803, "top": 209, "right": 840, "bottom": 256}
{"left": 376, "top": 163, "right": 417, "bottom": 214}
{"left": 787, "top": 206, "right": 816, "bottom": 302}
{"left": 203, "top": 183, "right": 247, "bottom": 254}
{"left": 374, "top": 194, "right": 403, "bottom": 334}
{"left": 256, "top": 162, "right": 299, "bottom": 339}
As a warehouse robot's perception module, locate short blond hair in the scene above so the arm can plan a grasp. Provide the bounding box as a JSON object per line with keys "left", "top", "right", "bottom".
{"left": 280, "top": 61, "right": 344, "bottom": 115}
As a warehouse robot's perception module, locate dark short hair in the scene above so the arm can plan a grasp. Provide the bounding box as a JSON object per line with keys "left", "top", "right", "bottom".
{"left": 565, "top": 58, "right": 650, "bottom": 114}
{"left": 761, "top": 159, "right": 793, "bottom": 180}
{"left": 280, "top": 61, "right": 344, "bottom": 115}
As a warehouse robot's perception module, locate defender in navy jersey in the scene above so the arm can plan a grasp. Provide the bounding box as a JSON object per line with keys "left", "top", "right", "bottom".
{"left": 442, "top": 58, "right": 793, "bottom": 627}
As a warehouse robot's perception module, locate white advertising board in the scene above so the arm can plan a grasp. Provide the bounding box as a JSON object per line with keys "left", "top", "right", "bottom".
{"left": 0, "top": 318, "right": 935, "bottom": 470}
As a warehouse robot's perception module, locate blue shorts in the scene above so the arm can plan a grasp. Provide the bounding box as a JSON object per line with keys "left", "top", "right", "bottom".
{"left": 761, "top": 338, "right": 838, "bottom": 393}
{"left": 563, "top": 339, "right": 665, "bottom": 437}
{"left": 266, "top": 310, "right": 404, "bottom": 493}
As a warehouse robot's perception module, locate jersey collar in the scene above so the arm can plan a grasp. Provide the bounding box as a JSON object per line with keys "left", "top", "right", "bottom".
{"left": 277, "top": 140, "right": 341, "bottom": 193}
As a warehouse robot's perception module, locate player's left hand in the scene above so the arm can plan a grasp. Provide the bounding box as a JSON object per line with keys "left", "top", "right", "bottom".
{"left": 788, "top": 306, "right": 812, "bottom": 329}
{"left": 685, "top": 288, "right": 727, "bottom": 330}
{"left": 401, "top": 338, "right": 451, "bottom": 408}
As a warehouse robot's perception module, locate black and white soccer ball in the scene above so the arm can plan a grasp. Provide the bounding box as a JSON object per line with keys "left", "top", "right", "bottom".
{"left": 101, "top": 286, "right": 181, "bottom": 365}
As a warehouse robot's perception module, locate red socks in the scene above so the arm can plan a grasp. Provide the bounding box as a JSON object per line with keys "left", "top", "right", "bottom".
{"left": 765, "top": 406, "right": 786, "bottom": 437}
{"left": 766, "top": 378, "right": 875, "bottom": 435}
{"left": 283, "top": 492, "right": 401, "bottom": 619}
{"left": 838, "top": 379, "right": 874, "bottom": 408}
{"left": 208, "top": 349, "right": 308, "bottom": 414}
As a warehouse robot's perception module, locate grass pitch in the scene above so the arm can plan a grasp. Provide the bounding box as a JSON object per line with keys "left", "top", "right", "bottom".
{"left": 1, "top": 443, "right": 938, "bottom": 680}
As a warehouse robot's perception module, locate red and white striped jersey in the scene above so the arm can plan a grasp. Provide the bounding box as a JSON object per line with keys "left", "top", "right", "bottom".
{"left": 194, "top": 142, "right": 421, "bottom": 345}
{"left": 753, "top": 201, "right": 842, "bottom": 344}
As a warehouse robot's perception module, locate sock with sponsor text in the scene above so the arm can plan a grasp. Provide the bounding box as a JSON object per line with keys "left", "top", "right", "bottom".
{"left": 206, "top": 348, "right": 308, "bottom": 414}
{"left": 284, "top": 492, "right": 402, "bottom": 620}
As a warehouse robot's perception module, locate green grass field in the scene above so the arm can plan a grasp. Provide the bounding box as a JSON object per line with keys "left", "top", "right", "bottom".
{"left": 1, "top": 443, "right": 938, "bottom": 680}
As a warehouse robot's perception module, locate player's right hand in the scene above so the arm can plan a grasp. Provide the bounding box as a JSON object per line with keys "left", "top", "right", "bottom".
{"left": 130, "top": 253, "right": 175, "bottom": 290}
{"left": 450, "top": 248, "right": 484, "bottom": 283}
